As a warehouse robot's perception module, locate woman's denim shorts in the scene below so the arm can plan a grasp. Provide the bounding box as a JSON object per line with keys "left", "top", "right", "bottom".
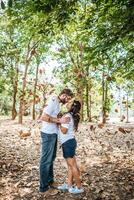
{"left": 62, "top": 138, "right": 77, "bottom": 159}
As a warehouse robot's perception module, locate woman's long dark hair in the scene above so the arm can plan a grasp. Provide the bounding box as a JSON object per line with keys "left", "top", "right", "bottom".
{"left": 69, "top": 100, "right": 81, "bottom": 131}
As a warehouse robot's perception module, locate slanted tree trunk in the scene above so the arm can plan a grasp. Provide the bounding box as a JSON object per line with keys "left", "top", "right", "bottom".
{"left": 32, "top": 59, "right": 39, "bottom": 120}
{"left": 65, "top": 39, "right": 85, "bottom": 121}
{"left": 76, "top": 87, "right": 84, "bottom": 121}
{"left": 18, "top": 60, "right": 29, "bottom": 124}
{"left": 18, "top": 40, "right": 38, "bottom": 123}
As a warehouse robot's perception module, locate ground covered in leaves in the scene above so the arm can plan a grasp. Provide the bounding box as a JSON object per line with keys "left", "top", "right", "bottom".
{"left": 0, "top": 117, "right": 134, "bottom": 200}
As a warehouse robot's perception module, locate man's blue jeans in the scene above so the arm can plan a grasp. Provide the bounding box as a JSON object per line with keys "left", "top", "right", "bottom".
{"left": 39, "top": 132, "right": 57, "bottom": 192}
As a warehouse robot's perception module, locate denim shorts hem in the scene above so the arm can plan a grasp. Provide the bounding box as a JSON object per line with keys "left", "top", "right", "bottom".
{"left": 62, "top": 138, "right": 77, "bottom": 159}
{"left": 64, "top": 154, "right": 75, "bottom": 159}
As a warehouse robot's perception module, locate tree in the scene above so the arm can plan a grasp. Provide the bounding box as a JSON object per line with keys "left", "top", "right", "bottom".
{"left": 0, "top": 13, "right": 21, "bottom": 119}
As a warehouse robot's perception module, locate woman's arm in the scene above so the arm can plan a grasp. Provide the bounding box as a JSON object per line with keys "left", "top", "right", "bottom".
{"left": 60, "top": 125, "right": 68, "bottom": 134}
{"left": 59, "top": 114, "right": 70, "bottom": 134}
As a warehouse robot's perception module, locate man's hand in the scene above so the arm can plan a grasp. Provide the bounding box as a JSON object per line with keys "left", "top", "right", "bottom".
{"left": 59, "top": 116, "right": 70, "bottom": 124}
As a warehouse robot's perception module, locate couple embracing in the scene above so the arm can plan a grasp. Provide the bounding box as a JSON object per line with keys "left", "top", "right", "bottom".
{"left": 39, "top": 89, "right": 84, "bottom": 196}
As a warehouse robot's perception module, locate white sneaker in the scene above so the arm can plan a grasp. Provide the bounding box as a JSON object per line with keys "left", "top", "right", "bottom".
{"left": 69, "top": 186, "right": 84, "bottom": 194}
{"left": 57, "top": 183, "right": 69, "bottom": 191}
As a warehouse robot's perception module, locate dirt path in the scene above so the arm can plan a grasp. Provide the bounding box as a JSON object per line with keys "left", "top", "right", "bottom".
{"left": 0, "top": 117, "right": 134, "bottom": 200}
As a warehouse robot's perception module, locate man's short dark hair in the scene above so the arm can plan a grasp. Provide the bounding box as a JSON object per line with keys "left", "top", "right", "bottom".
{"left": 59, "top": 88, "right": 74, "bottom": 97}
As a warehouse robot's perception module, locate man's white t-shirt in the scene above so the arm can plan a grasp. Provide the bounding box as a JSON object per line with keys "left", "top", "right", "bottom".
{"left": 58, "top": 113, "right": 75, "bottom": 144}
{"left": 41, "top": 96, "right": 60, "bottom": 134}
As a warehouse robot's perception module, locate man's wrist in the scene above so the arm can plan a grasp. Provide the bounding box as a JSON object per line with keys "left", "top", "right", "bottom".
{"left": 50, "top": 117, "right": 60, "bottom": 124}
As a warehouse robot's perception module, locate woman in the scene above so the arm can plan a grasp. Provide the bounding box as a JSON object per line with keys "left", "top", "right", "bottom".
{"left": 58, "top": 100, "right": 84, "bottom": 194}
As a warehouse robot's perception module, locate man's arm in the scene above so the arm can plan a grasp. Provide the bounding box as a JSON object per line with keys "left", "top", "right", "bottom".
{"left": 40, "top": 96, "right": 61, "bottom": 123}
{"left": 40, "top": 113, "right": 70, "bottom": 124}
{"left": 40, "top": 113, "right": 60, "bottom": 123}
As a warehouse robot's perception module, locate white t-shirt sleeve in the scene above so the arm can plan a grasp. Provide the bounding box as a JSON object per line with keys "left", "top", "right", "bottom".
{"left": 61, "top": 114, "right": 71, "bottom": 129}
{"left": 43, "top": 96, "right": 56, "bottom": 115}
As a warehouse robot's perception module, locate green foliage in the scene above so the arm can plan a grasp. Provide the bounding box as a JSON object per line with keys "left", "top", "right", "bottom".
{"left": 0, "top": 0, "right": 133, "bottom": 121}
{"left": 8, "top": 0, "right": 13, "bottom": 8}
{"left": 1, "top": 0, "right": 5, "bottom": 9}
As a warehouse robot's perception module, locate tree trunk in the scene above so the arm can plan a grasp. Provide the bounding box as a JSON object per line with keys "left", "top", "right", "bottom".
{"left": 85, "top": 64, "right": 92, "bottom": 122}
{"left": 12, "top": 65, "right": 19, "bottom": 120}
{"left": 119, "top": 87, "right": 123, "bottom": 121}
{"left": 32, "top": 61, "right": 39, "bottom": 120}
{"left": 77, "top": 88, "right": 84, "bottom": 121}
{"left": 89, "top": 93, "right": 92, "bottom": 122}
{"left": 102, "top": 67, "right": 106, "bottom": 123}
{"left": 85, "top": 83, "right": 89, "bottom": 120}
{"left": 12, "top": 83, "right": 18, "bottom": 120}
{"left": 126, "top": 93, "right": 129, "bottom": 123}
{"left": 103, "top": 80, "right": 108, "bottom": 123}
{"left": 80, "top": 96, "right": 84, "bottom": 121}
{"left": 18, "top": 40, "right": 38, "bottom": 123}
{"left": 18, "top": 61, "right": 29, "bottom": 124}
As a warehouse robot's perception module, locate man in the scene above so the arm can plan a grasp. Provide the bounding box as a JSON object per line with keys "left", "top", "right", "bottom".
{"left": 39, "top": 89, "right": 74, "bottom": 196}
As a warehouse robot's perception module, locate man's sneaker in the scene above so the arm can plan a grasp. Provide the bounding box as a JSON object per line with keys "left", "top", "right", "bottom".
{"left": 69, "top": 186, "right": 84, "bottom": 194}
{"left": 57, "top": 183, "right": 69, "bottom": 191}
{"left": 40, "top": 188, "right": 59, "bottom": 197}
{"left": 49, "top": 181, "right": 59, "bottom": 189}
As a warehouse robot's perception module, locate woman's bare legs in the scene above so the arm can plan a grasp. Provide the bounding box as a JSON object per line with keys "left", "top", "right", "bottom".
{"left": 66, "top": 156, "right": 82, "bottom": 188}
{"left": 67, "top": 166, "right": 73, "bottom": 187}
